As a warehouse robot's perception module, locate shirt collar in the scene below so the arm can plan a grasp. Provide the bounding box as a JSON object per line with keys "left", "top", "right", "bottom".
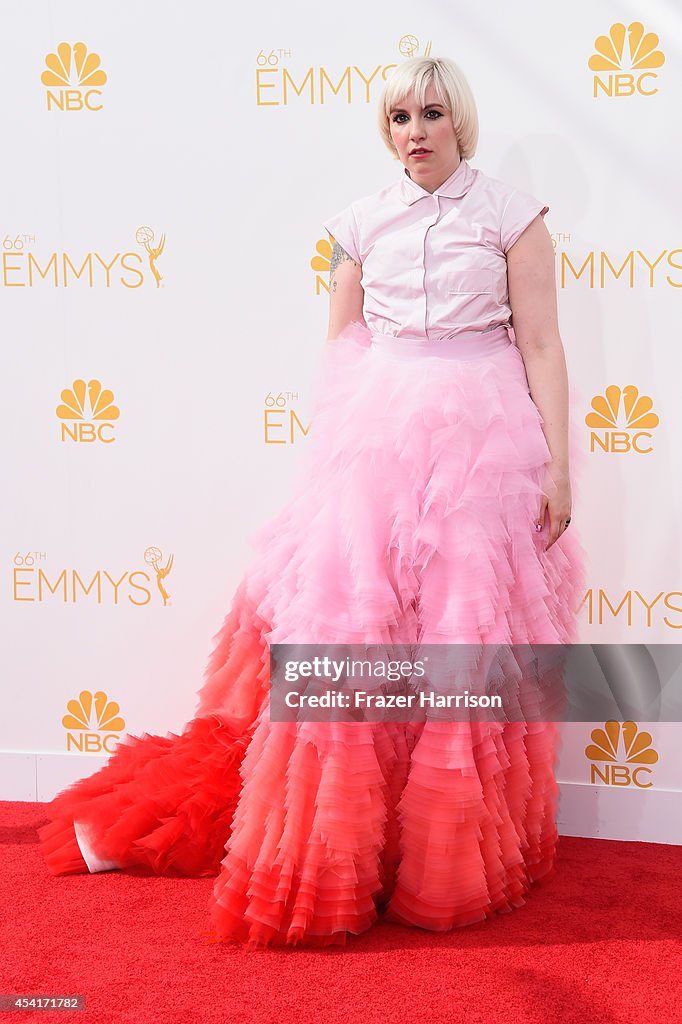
{"left": 398, "top": 157, "right": 475, "bottom": 205}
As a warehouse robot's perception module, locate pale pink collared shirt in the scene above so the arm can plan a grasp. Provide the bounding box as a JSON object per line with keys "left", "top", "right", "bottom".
{"left": 323, "top": 158, "right": 548, "bottom": 341}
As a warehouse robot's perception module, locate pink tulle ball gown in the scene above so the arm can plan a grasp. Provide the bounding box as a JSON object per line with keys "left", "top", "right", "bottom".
{"left": 38, "top": 317, "right": 586, "bottom": 949}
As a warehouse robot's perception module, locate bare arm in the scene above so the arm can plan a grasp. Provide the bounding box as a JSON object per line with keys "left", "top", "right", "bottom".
{"left": 507, "top": 215, "right": 572, "bottom": 548}
{"left": 327, "top": 241, "right": 365, "bottom": 341}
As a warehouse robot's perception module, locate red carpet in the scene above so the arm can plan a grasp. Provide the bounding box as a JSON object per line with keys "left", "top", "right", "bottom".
{"left": 1, "top": 800, "right": 679, "bottom": 1024}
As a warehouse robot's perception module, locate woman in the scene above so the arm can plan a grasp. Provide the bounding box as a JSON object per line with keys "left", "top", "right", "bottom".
{"left": 39, "top": 55, "right": 585, "bottom": 948}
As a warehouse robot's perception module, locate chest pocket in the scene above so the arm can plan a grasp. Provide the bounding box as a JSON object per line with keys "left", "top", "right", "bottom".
{"left": 447, "top": 269, "right": 494, "bottom": 294}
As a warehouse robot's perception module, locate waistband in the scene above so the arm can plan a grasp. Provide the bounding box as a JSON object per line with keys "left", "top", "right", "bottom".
{"left": 369, "top": 324, "right": 513, "bottom": 361}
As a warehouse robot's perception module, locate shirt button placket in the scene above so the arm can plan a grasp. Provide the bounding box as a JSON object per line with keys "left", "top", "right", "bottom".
{"left": 422, "top": 195, "right": 440, "bottom": 338}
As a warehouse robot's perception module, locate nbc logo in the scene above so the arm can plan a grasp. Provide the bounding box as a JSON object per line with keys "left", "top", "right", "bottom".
{"left": 62, "top": 690, "right": 125, "bottom": 753}
{"left": 56, "top": 379, "right": 120, "bottom": 443}
{"left": 588, "top": 22, "right": 665, "bottom": 98}
{"left": 584, "top": 385, "right": 659, "bottom": 454}
{"left": 311, "top": 231, "right": 335, "bottom": 295}
{"left": 585, "top": 721, "right": 658, "bottom": 788}
{"left": 41, "top": 42, "right": 107, "bottom": 111}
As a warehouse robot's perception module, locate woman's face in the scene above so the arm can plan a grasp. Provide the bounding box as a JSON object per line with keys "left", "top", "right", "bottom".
{"left": 388, "top": 82, "right": 460, "bottom": 189}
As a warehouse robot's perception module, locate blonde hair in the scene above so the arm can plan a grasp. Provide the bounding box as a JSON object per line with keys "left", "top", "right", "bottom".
{"left": 378, "top": 56, "right": 479, "bottom": 161}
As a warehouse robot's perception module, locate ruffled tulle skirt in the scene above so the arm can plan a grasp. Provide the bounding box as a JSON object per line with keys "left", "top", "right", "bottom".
{"left": 38, "top": 320, "right": 586, "bottom": 948}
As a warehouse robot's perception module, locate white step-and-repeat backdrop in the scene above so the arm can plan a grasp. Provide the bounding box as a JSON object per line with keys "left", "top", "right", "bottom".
{"left": 1, "top": 1, "right": 680, "bottom": 844}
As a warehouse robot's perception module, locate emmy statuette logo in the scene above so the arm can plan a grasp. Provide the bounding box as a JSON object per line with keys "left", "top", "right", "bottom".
{"left": 136, "top": 227, "right": 166, "bottom": 288}
{"left": 397, "top": 35, "right": 432, "bottom": 59}
{"left": 145, "top": 546, "right": 174, "bottom": 606}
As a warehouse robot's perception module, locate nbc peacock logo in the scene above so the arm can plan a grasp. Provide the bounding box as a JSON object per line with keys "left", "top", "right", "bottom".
{"left": 585, "top": 721, "right": 658, "bottom": 788}
{"left": 56, "top": 379, "right": 120, "bottom": 443}
{"left": 588, "top": 22, "right": 665, "bottom": 98}
{"left": 41, "top": 42, "right": 107, "bottom": 111}
{"left": 62, "top": 690, "right": 125, "bottom": 753}
{"left": 585, "top": 385, "right": 659, "bottom": 454}
{"left": 311, "top": 228, "right": 341, "bottom": 299}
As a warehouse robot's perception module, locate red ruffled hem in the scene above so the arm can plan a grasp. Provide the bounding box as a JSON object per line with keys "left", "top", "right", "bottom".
{"left": 38, "top": 714, "right": 253, "bottom": 878}
{"left": 206, "top": 717, "right": 559, "bottom": 948}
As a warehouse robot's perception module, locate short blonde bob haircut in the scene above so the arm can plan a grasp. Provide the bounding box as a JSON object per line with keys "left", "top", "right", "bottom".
{"left": 377, "top": 56, "right": 479, "bottom": 161}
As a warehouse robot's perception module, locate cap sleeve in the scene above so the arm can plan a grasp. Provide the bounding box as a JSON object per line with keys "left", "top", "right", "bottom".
{"left": 500, "top": 189, "right": 550, "bottom": 253}
{"left": 322, "top": 202, "right": 361, "bottom": 265}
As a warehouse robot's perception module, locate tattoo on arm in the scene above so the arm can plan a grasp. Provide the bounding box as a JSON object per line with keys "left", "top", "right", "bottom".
{"left": 330, "top": 241, "right": 358, "bottom": 291}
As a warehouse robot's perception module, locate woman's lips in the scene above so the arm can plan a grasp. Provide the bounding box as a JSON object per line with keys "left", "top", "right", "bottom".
{"left": 410, "top": 150, "right": 432, "bottom": 158}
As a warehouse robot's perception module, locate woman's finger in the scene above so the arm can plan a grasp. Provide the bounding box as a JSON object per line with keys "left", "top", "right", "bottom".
{"left": 535, "top": 497, "right": 547, "bottom": 533}
{"left": 545, "top": 507, "right": 571, "bottom": 550}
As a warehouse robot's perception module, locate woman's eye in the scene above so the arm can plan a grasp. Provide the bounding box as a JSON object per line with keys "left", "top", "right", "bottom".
{"left": 391, "top": 111, "right": 443, "bottom": 123}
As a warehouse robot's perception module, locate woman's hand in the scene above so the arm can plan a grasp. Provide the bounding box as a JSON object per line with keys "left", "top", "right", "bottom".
{"left": 536, "top": 461, "right": 572, "bottom": 551}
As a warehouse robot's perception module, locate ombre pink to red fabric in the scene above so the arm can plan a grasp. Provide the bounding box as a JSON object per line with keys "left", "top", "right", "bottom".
{"left": 39, "top": 164, "right": 585, "bottom": 949}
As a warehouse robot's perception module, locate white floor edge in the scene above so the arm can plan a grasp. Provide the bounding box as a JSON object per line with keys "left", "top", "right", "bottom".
{"left": 1, "top": 749, "right": 680, "bottom": 845}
